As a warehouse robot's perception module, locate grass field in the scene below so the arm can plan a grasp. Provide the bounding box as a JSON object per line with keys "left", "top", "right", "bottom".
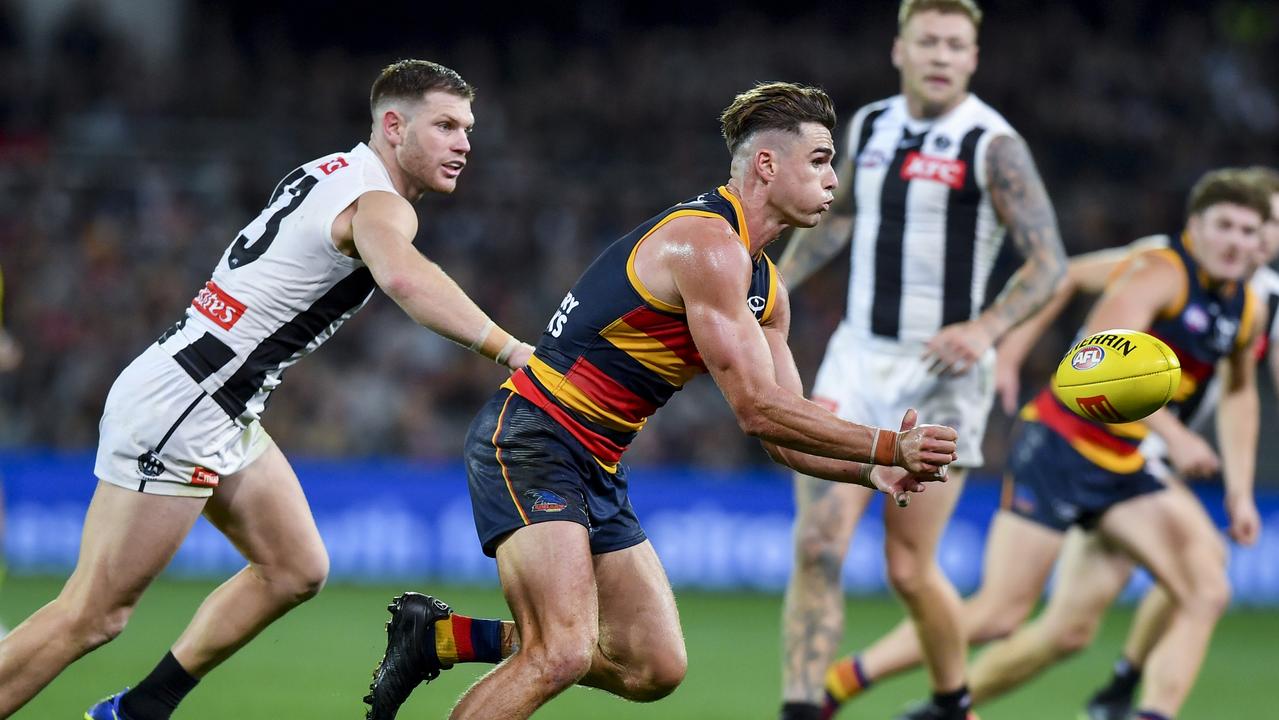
{"left": 2, "top": 576, "right": 1274, "bottom": 719}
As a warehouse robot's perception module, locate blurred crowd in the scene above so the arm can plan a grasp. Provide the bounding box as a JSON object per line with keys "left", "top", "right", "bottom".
{"left": 0, "top": 0, "right": 1276, "bottom": 475}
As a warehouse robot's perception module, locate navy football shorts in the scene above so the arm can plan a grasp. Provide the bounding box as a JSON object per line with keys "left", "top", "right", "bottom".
{"left": 1003, "top": 420, "right": 1166, "bottom": 532}
{"left": 464, "top": 388, "right": 647, "bottom": 558}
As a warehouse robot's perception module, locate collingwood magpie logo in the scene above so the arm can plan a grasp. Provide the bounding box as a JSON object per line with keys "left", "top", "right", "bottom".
{"left": 137, "top": 451, "right": 166, "bottom": 477}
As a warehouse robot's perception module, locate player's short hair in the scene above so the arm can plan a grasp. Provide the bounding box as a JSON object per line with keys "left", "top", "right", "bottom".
{"left": 1187, "top": 168, "right": 1273, "bottom": 221}
{"left": 1244, "top": 165, "right": 1279, "bottom": 199}
{"left": 719, "top": 82, "right": 837, "bottom": 155}
{"left": 898, "top": 0, "right": 983, "bottom": 30}
{"left": 370, "top": 60, "right": 475, "bottom": 117}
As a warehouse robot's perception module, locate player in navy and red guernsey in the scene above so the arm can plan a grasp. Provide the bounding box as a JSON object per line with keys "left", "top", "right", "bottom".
{"left": 925, "top": 168, "right": 1268, "bottom": 720}
{"left": 363, "top": 82, "right": 960, "bottom": 720}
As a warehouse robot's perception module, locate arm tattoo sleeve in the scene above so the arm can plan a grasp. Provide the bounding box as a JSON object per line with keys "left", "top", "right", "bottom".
{"left": 984, "top": 134, "right": 1068, "bottom": 337}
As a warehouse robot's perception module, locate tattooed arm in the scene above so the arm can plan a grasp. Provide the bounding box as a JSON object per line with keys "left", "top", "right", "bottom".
{"left": 776, "top": 150, "right": 856, "bottom": 291}
{"left": 922, "top": 134, "right": 1067, "bottom": 375}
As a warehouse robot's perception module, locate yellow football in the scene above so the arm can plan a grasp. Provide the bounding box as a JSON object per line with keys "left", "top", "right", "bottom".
{"left": 1053, "top": 329, "right": 1182, "bottom": 423}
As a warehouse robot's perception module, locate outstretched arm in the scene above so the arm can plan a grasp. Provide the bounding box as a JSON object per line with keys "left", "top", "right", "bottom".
{"left": 1217, "top": 306, "right": 1262, "bottom": 545}
{"left": 756, "top": 285, "right": 943, "bottom": 504}
{"left": 351, "top": 191, "right": 533, "bottom": 369}
{"left": 995, "top": 237, "right": 1169, "bottom": 413}
{"left": 667, "top": 218, "right": 957, "bottom": 473}
{"left": 775, "top": 152, "right": 855, "bottom": 290}
{"left": 0, "top": 262, "right": 19, "bottom": 372}
{"left": 924, "top": 134, "right": 1067, "bottom": 375}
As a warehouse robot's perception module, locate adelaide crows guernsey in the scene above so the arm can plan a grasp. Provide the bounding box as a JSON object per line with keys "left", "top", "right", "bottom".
{"left": 505, "top": 186, "right": 778, "bottom": 470}
{"left": 1025, "top": 233, "right": 1257, "bottom": 473}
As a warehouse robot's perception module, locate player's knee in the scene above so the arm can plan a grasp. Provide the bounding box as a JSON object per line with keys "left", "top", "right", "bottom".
{"left": 65, "top": 599, "right": 134, "bottom": 650}
{"left": 536, "top": 646, "right": 595, "bottom": 692}
{"left": 884, "top": 550, "right": 932, "bottom": 599}
{"left": 1180, "top": 566, "right": 1230, "bottom": 619}
{"left": 267, "top": 550, "right": 330, "bottom": 605}
{"left": 1048, "top": 618, "right": 1099, "bottom": 657}
{"left": 619, "top": 646, "right": 688, "bottom": 702}
{"left": 794, "top": 527, "right": 848, "bottom": 585}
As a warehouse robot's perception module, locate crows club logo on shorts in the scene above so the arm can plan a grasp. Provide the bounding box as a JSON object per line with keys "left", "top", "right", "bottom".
{"left": 525, "top": 489, "right": 568, "bottom": 513}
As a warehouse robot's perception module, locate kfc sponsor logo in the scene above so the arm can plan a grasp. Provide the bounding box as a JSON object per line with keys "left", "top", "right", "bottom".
{"left": 318, "top": 156, "right": 349, "bottom": 175}
{"left": 900, "top": 152, "right": 967, "bottom": 190}
{"left": 192, "top": 281, "right": 248, "bottom": 331}
{"left": 190, "top": 466, "right": 220, "bottom": 488}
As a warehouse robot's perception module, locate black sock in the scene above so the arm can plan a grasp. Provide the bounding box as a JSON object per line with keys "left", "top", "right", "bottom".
{"left": 779, "top": 701, "right": 822, "bottom": 720}
{"left": 119, "top": 652, "right": 199, "bottom": 720}
{"left": 1098, "top": 656, "right": 1142, "bottom": 699}
{"left": 932, "top": 685, "right": 972, "bottom": 715}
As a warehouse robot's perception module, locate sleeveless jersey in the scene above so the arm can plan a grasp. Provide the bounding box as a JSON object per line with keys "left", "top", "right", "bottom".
{"left": 157, "top": 142, "right": 398, "bottom": 425}
{"left": 505, "top": 186, "right": 779, "bottom": 470}
{"left": 845, "top": 94, "right": 1016, "bottom": 345}
{"left": 1027, "top": 233, "right": 1257, "bottom": 473}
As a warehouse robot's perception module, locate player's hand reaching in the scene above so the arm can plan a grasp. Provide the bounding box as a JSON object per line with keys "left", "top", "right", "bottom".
{"left": 869, "top": 464, "right": 948, "bottom": 509}
{"left": 922, "top": 319, "right": 996, "bottom": 376}
{"left": 505, "top": 342, "right": 535, "bottom": 372}
{"left": 994, "top": 350, "right": 1021, "bottom": 415}
{"left": 890, "top": 408, "right": 958, "bottom": 474}
{"left": 1166, "top": 429, "right": 1220, "bottom": 479}
{"left": 1226, "top": 491, "right": 1261, "bottom": 546}
{"left": 0, "top": 330, "right": 21, "bottom": 372}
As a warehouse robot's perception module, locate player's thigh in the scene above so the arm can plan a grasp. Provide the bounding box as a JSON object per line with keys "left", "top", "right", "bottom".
{"left": 495, "top": 521, "right": 599, "bottom": 652}
{"left": 1037, "top": 528, "right": 1132, "bottom": 638}
{"left": 1098, "top": 490, "right": 1226, "bottom": 608}
{"left": 62, "top": 481, "right": 206, "bottom": 611}
{"left": 882, "top": 467, "right": 969, "bottom": 556}
{"left": 973, "top": 510, "right": 1064, "bottom": 621}
{"left": 201, "top": 440, "right": 326, "bottom": 580}
{"left": 592, "top": 540, "right": 685, "bottom": 669}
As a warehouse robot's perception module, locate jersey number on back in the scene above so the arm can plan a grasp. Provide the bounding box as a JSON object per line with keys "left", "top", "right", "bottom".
{"left": 228, "top": 167, "right": 320, "bottom": 269}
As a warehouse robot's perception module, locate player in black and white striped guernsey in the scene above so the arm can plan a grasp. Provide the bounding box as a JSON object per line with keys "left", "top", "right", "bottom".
{"left": 777, "top": 3, "right": 1068, "bottom": 720}
{"left": 0, "top": 60, "right": 534, "bottom": 720}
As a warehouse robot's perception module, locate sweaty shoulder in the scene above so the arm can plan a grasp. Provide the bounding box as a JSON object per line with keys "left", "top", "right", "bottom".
{"left": 636, "top": 213, "right": 750, "bottom": 310}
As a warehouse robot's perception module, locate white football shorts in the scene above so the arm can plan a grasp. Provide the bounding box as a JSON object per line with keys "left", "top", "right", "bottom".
{"left": 810, "top": 321, "right": 995, "bottom": 468}
{"left": 94, "top": 343, "right": 272, "bottom": 498}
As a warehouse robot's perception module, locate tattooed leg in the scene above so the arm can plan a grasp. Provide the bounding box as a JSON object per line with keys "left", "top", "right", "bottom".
{"left": 781, "top": 475, "right": 874, "bottom": 705}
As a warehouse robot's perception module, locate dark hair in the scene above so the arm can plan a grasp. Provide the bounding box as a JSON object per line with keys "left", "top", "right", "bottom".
{"left": 1187, "top": 168, "right": 1273, "bottom": 221}
{"left": 719, "top": 82, "right": 837, "bottom": 155}
{"left": 1244, "top": 165, "right": 1279, "bottom": 201}
{"left": 369, "top": 60, "right": 475, "bottom": 117}
{"left": 899, "top": 0, "right": 983, "bottom": 30}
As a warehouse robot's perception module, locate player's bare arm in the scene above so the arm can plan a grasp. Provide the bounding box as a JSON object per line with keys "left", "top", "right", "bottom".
{"left": 926, "top": 134, "right": 1067, "bottom": 374}
{"left": 344, "top": 190, "right": 533, "bottom": 369}
{"left": 644, "top": 216, "right": 956, "bottom": 473}
{"left": 996, "top": 241, "right": 1155, "bottom": 412}
{"left": 776, "top": 152, "right": 856, "bottom": 290}
{"left": 1085, "top": 250, "right": 1218, "bottom": 476}
{"left": 756, "top": 283, "right": 942, "bottom": 504}
{"left": 1216, "top": 300, "right": 1262, "bottom": 545}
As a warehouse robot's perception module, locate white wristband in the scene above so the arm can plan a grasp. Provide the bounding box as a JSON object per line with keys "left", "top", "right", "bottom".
{"left": 495, "top": 337, "right": 521, "bottom": 366}
{"left": 469, "top": 320, "right": 496, "bottom": 352}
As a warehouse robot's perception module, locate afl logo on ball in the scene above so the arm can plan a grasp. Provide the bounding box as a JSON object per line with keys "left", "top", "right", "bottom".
{"left": 1070, "top": 345, "right": 1105, "bottom": 371}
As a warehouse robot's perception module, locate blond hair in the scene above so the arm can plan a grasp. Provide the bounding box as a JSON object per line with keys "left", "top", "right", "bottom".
{"left": 898, "top": 0, "right": 983, "bottom": 30}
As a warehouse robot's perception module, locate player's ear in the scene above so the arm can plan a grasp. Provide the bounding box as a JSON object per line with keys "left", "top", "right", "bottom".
{"left": 381, "top": 107, "right": 407, "bottom": 147}
{"left": 891, "top": 36, "right": 904, "bottom": 69}
{"left": 754, "top": 148, "right": 777, "bottom": 183}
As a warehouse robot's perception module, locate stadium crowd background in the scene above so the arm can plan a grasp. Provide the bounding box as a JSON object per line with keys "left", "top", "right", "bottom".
{"left": 1, "top": 0, "right": 1277, "bottom": 479}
